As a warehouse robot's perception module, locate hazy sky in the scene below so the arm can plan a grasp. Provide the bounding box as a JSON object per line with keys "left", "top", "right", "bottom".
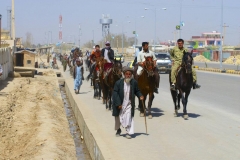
{"left": 1, "top": 0, "right": 240, "bottom": 46}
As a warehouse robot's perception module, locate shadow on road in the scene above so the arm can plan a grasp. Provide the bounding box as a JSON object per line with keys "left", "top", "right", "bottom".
{"left": 150, "top": 108, "right": 164, "bottom": 117}
{"left": 121, "top": 133, "right": 149, "bottom": 138}
{"left": 178, "top": 113, "right": 201, "bottom": 118}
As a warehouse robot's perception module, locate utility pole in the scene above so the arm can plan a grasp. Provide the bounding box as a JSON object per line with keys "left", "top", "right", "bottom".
{"left": 78, "top": 24, "right": 81, "bottom": 49}
{"left": 219, "top": 0, "right": 223, "bottom": 70}
{"left": 11, "top": 0, "right": 15, "bottom": 40}
{"left": 222, "top": 23, "right": 229, "bottom": 46}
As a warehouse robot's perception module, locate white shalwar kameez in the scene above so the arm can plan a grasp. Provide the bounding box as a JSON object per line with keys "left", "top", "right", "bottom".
{"left": 119, "top": 81, "right": 134, "bottom": 135}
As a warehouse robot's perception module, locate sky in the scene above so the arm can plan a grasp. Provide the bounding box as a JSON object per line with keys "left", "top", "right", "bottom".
{"left": 1, "top": 0, "right": 240, "bottom": 46}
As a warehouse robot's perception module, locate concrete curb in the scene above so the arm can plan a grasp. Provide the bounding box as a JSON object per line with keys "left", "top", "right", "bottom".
{"left": 197, "top": 67, "right": 240, "bottom": 75}
{"left": 64, "top": 81, "right": 105, "bottom": 160}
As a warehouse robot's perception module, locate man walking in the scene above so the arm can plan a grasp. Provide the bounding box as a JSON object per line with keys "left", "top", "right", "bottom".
{"left": 170, "top": 39, "right": 201, "bottom": 90}
{"left": 113, "top": 66, "right": 144, "bottom": 139}
{"left": 136, "top": 42, "right": 160, "bottom": 94}
{"left": 73, "top": 58, "right": 84, "bottom": 94}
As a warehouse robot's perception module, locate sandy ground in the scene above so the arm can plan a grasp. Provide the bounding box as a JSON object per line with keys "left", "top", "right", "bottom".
{"left": 0, "top": 73, "right": 76, "bottom": 159}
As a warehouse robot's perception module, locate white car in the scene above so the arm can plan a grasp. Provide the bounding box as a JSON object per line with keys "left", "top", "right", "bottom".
{"left": 155, "top": 53, "right": 172, "bottom": 73}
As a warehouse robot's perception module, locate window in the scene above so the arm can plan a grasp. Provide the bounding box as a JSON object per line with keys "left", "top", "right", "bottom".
{"left": 27, "top": 60, "right": 31, "bottom": 64}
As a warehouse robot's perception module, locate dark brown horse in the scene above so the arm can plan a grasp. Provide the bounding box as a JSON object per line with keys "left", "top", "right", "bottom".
{"left": 103, "top": 59, "right": 122, "bottom": 110}
{"left": 134, "top": 56, "right": 156, "bottom": 119}
{"left": 92, "top": 57, "right": 104, "bottom": 100}
{"left": 169, "top": 51, "right": 193, "bottom": 119}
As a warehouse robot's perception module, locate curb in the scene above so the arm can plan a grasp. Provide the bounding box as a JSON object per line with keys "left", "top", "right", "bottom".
{"left": 197, "top": 68, "right": 240, "bottom": 75}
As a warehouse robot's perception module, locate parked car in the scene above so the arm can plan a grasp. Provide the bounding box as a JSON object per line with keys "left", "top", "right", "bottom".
{"left": 114, "top": 55, "right": 124, "bottom": 63}
{"left": 155, "top": 53, "right": 172, "bottom": 73}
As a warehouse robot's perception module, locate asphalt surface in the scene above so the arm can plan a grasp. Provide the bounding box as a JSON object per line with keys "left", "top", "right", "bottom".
{"left": 60, "top": 61, "right": 240, "bottom": 160}
{"left": 194, "top": 61, "right": 239, "bottom": 70}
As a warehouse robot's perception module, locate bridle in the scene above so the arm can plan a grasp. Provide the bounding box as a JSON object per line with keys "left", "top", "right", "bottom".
{"left": 143, "top": 56, "right": 155, "bottom": 77}
{"left": 181, "top": 53, "right": 193, "bottom": 74}
{"left": 112, "top": 60, "right": 122, "bottom": 78}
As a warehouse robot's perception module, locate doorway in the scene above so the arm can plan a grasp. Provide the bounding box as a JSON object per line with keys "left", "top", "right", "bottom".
{"left": 16, "top": 54, "right": 24, "bottom": 66}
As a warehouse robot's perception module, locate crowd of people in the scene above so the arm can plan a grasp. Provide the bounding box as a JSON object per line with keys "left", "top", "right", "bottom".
{"left": 60, "top": 39, "right": 201, "bottom": 139}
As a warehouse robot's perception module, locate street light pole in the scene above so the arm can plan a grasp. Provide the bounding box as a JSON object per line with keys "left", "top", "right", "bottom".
{"left": 220, "top": 0, "right": 223, "bottom": 70}
{"left": 179, "top": 0, "right": 183, "bottom": 38}
{"left": 79, "top": 24, "right": 81, "bottom": 49}
{"left": 154, "top": 7, "right": 157, "bottom": 52}
{"left": 145, "top": 8, "right": 166, "bottom": 52}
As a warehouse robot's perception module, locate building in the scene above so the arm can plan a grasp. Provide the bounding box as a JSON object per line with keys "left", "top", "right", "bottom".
{"left": 14, "top": 50, "right": 36, "bottom": 68}
{"left": 188, "top": 31, "right": 222, "bottom": 49}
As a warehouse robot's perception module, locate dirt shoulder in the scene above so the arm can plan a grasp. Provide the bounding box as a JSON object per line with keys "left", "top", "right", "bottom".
{"left": 0, "top": 73, "right": 76, "bottom": 159}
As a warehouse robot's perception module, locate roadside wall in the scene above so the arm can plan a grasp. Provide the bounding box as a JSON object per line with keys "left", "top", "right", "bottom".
{"left": 0, "top": 47, "right": 13, "bottom": 80}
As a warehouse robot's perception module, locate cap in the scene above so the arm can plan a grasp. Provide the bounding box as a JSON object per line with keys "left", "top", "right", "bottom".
{"left": 105, "top": 41, "right": 110, "bottom": 45}
{"left": 122, "top": 66, "right": 133, "bottom": 73}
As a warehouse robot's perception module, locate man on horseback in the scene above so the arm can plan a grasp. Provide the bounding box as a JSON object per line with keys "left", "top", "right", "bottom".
{"left": 170, "top": 39, "right": 201, "bottom": 90}
{"left": 86, "top": 45, "right": 102, "bottom": 80}
{"left": 101, "top": 41, "right": 114, "bottom": 78}
{"left": 135, "top": 42, "right": 160, "bottom": 94}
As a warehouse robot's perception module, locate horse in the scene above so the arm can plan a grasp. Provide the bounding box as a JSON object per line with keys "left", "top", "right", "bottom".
{"left": 103, "top": 59, "right": 122, "bottom": 110}
{"left": 134, "top": 56, "right": 156, "bottom": 119}
{"left": 92, "top": 57, "right": 104, "bottom": 100}
{"left": 169, "top": 51, "right": 193, "bottom": 119}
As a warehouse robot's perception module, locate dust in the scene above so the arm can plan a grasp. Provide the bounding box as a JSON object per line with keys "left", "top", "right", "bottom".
{"left": 0, "top": 76, "right": 76, "bottom": 159}
{"left": 194, "top": 55, "right": 210, "bottom": 62}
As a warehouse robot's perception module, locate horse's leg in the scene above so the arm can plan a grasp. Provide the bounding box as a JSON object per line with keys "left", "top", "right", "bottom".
{"left": 98, "top": 81, "right": 101, "bottom": 100}
{"left": 170, "top": 90, "right": 178, "bottom": 117}
{"left": 147, "top": 93, "right": 155, "bottom": 119}
{"left": 177, "top": 93, "right": 181, "bottom": 110}
{"left": 108, "top": 89, "right": 112, "bottom": 111}
{"left": 183, "top": 90, "right": 190, "bottom": 119}
{"left": 139, "top": 95, "right": 146, "bottom": 117}
{"left": 105, "top": 87, "right": 109, "bottom": 110}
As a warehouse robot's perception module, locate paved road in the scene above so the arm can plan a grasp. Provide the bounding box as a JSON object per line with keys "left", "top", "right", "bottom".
{"left": 60, "top": 62, "right": 240, "bottom": 160}
{"left": 194, "top": 61, "right": 239, "bottom": 70}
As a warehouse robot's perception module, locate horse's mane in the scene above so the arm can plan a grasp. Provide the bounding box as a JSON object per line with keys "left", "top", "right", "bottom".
{"left": 182, "top": 51, "right": 193, "bottom": 62}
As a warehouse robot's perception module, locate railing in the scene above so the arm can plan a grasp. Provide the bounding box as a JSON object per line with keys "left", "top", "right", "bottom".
{"left": 0, "top": 47, "right": 13, "bottom": 80}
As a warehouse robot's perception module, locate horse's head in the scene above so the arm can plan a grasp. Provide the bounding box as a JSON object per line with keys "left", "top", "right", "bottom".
{"left": 96, "top": 57, "right": 105, "bottom": 73}
{"left": 113, "top": 58, "right": 123, "bottom": 78}
{"left": 182, "top": 51, "right": 193, "bottom": 74}
{"left": 144, "top": 56, "right": 155, "bottom": 76}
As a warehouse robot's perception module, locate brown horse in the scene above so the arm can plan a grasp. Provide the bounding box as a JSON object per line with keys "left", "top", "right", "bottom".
{"left": 92, "top": 57, "right": 105, "bottom": 100}
{"left": 169, "top": 51, "right": 193, "bottom": 119}
{"left": 103, "top": 59, "right": 122, "bottom": 110}
{"left": 134, "top": 56, "right": 156, "bottom": 119}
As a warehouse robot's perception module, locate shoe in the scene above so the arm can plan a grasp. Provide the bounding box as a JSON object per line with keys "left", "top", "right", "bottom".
{"left": 154, "top": 88, "right": 159, "bottom": 94}
{"left": 116, "top": 128, "right": 121, "bottom": 137}
{"left": 193, "top": 83, "right": 201, "bottom": 89}
{"left": 170, "top": 84, "right": 175, "bottom": 90}
{"left": 126, "top": 134, "right": 132, "bottom": 139}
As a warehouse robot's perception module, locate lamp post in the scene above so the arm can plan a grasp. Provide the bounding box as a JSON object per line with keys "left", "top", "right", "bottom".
{"left": 219, "top": 0, "right": 223, "bottom": 70}
{"left": 122, "top": 21, "right": 131, "bottom": 54}
{"left": 0, "top": 14, "right": 2, "bottom": 48}
{"left": 179, "top": 0, "right": 183, "bottom": 38}
{"left": 48, "top": 31, "right": 52, "bottom": 44}
{"left": 145, "top": 7, "right": 166, "bottom": 52}
{"left": 134, "top": 16, "right": 145, "bottom": 47}
{"left": 78, "top": 24, "right": 82, "bottom": 49}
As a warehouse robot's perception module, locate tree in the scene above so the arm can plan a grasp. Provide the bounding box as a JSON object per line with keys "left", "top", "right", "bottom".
{"left": 22, "top": 32, "right": 32, "bottom": 48}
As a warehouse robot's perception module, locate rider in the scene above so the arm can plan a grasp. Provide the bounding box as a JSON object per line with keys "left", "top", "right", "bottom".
{"left": 136, "top": 42, "right": 160, "bottom": 94}
{"left": 86, "top": 45, "right": 102, "bottom": 80}
{"left": 170, "top": 39, "right": 201, "bottom": 90}
{"left": 101, "top": 41, "right": 114, "bottom": 78}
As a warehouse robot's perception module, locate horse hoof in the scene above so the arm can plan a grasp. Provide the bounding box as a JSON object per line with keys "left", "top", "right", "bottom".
{"left": 183, "top": 114, "right": 188, "bottom": 119}
{"left": 148, "top": 115, "right": 152, "bottom": 119}
{"left": 174, "top": 111, "right": 178, "bottom": 117}
{"left": 140, "top": 113, "right": 144, "bottom": 117}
